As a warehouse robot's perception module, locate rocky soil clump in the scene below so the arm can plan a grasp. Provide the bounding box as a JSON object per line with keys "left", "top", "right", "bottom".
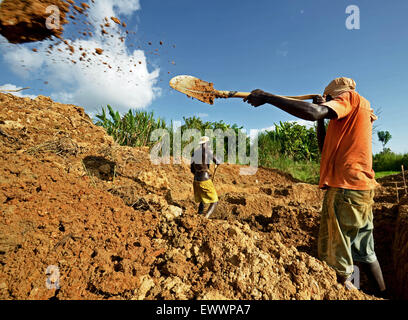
{"left": 0, "top": 0, "right": 72, "bottom": 43}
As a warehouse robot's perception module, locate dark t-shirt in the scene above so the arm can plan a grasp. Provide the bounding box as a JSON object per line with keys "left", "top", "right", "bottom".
{"left": 191, "top": 145, "right": 219, "bottom": 174}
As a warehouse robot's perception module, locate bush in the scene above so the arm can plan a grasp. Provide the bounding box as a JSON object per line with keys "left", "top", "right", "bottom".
{"left": 373, "top": 150, "right": 408, "bottom": 172}
{"left": 258, "top": 121, "right": 320, "bottom": 162}
{"left": 257, "top": 121, "right": 321, "bottom": 183}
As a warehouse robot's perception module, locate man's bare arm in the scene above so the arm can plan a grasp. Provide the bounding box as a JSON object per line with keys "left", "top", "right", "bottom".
{"left": 244, "top": 89, "right": 337, "bottom": 121}
{"left": 312, "top": 95, "right": 328, "bottom": 153}
{"left": 316, "top": 119, "right": 326, "bottom": 153}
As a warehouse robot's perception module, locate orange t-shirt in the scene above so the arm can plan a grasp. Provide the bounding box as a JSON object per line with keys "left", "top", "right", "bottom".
{"left": 319, "top": 91, "right": 378, "bottom": 190}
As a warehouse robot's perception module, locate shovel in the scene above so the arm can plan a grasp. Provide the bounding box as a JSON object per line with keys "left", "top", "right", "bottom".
{"left": 212, "top": 164, "right": 219, "bottom": 182}
{"left": 170, "top": 75, "right": 319, "bottom": 105}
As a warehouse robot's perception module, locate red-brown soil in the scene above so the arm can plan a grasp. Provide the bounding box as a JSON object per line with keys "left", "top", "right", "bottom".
{"left": 0, "top": 0, "right": 71, "bottom": 43}
{"left": 0, "top": 92, "right": 406, "bottom": 300}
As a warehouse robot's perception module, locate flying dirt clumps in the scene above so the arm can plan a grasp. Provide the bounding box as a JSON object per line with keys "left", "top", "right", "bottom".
{"left": 110, "top": 17, "right": 121, "bottom": 25}
{"left": 0, "top": 0, "right": 71, "bottom": 43}
{"left": 0, "top": 1, "right": 178, "bottom": 79}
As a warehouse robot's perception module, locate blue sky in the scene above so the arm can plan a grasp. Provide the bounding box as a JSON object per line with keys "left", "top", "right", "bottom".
{"left": 1, "top": 0, "right": 407, "bottom": 154}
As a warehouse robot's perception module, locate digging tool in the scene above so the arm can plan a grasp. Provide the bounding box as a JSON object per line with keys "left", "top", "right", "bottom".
{"left": 212, "top": 164, "right": 219, "bottom": 182}
{"left": 0, "top": 87, "right": 30, "bottom": 93}
{"left": 169, "top": 75, "right": 319, "bottom": 105}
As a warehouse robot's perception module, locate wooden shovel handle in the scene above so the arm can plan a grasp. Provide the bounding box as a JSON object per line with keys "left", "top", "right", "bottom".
{"left": 216, "top": 90, "right": 318, "bottom": 101}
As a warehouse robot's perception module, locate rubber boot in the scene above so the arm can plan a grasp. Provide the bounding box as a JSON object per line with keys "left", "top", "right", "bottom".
{"left": 198, "top": 202, "right": 204, "bottom": 215}
{"left": 361, "top": 260, "right": 387, "bottom": 297}
{"left": 205, "top": 202, "right": 218, "bottom": 219}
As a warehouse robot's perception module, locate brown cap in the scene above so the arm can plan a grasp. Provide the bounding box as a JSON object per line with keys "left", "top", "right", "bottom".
{"left": 324, "top": 77, "right": 356, "bottom": 98}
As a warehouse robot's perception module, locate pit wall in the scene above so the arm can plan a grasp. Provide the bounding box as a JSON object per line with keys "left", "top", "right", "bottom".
{"left": 392, "top": 195, "right": 408, "bottom": 300}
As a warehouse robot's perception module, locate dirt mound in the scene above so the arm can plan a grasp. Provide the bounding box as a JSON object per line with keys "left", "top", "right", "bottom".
{"left": 0, "top": 0, "right": 71, "bottom": 43}
{"left": 0, "top": 92, "right": 390, "bottom": 300}
{"left": 392, "top": 196, "right": 408, "bottom": 299}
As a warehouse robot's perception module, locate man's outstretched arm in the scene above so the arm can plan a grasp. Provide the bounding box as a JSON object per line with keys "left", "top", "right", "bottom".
{"left": 244, "top": 89, "right": 337, "bottom": 121}
{"left": 316, "top": 119, "right": 326, "bottom": 153}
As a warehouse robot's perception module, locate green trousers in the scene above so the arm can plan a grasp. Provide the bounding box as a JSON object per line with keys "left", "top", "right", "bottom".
{"left": 318, "top": 187, "right": 377, "bottom": 277}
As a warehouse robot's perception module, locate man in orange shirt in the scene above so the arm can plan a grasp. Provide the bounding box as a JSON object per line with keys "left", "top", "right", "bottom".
{"left": 244, "top": 77, "right": 386, "bottom": 296}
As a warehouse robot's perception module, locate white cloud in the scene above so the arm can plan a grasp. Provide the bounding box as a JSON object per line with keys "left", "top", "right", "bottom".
{"left": 197, "top": 113, "right": 209, "bottom": 118}
{"left": 249, "top": 125, "right": 275, "bottom": 142}
{"left": 291, "top": 119, "right": 315, "bottom": 129}
{"left": 249, "top": 119, "right": 315, "bottom": 141}
{"left": 1, "top": 0, "right": 160, "bottom": 113}
{"left": 89, "top": 0, "right": 141, "bottom": 22}
{"left": 2, "top": 45, "right": 46, "bottom": 78}
{"left": 0, "top": 84, "right": 37, "bottom": 99}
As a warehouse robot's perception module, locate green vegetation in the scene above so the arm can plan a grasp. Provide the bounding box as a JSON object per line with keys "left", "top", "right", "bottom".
{"left": 94, "top": 107, "right": 250, "bottom": 162}
{"left": 373, "top": 129, "right": 407, "bottom": 173}
{"left": 258, "top": 121, "right": 320, "bottom": 162}
{"left": 257, "top": 121, "right": 321, "bottom": 183}
{"left": 377, "top": 130, "right": 392, "bottom": 151}
{"left": 373, "top": 150, "right": 408, "bottom": 172}
{"left": 94, "top": 106, "right": 406, "bottom": 184}
{"left": 259, "top": 156, "right": 320, "bottom": 184}
{"left": 375, "top": 171, "right": 400, "bottom": 179}
{"left": 94, "top": 105, "right": 167, "bottom": 148}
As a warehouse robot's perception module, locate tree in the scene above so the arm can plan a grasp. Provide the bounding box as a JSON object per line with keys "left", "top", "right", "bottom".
{"left": 377, "top": 130, "right": 392, "bottom": 151}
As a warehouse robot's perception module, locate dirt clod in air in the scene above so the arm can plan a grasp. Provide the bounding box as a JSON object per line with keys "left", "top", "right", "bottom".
{"left": 95, "top": 48, "right": 103, "bottom": 55}
{"left": 110, "top": 17, "right": 121, "bottom": 25}
{"left": 81, "top": 3, "right": 90, "bottom": 10}
{"left": 73, "top": 5, "right": 84, "bottom": 14}
{"left": 0, "top": 0, "right": 71, "bottom": 43}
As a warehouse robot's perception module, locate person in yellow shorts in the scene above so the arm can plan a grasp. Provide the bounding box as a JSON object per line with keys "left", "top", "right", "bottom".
{"left": 190, "top": 136, "right": 220, "bottom": 218}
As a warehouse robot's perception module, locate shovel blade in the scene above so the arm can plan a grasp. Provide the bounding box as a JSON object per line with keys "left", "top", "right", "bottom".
{"left": 169, "top": 75, "right": 216, "bottom": 105}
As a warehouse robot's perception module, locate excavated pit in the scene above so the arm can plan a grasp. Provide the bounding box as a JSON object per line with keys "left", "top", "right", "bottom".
{"left": 392, "top": 195, "right": 408, "bottom": 299}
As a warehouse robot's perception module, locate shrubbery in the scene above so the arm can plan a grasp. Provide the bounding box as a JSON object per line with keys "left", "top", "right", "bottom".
{"left": 373, "top": 150, "right": 408, "bottom": 172}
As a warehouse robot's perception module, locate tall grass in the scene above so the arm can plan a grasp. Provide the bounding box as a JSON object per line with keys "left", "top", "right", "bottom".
{"left": 94, "top": 105, "right": 167, "bottom": 147}
{"left": 260, "top": 155, "right": 320, "bottom": 184}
